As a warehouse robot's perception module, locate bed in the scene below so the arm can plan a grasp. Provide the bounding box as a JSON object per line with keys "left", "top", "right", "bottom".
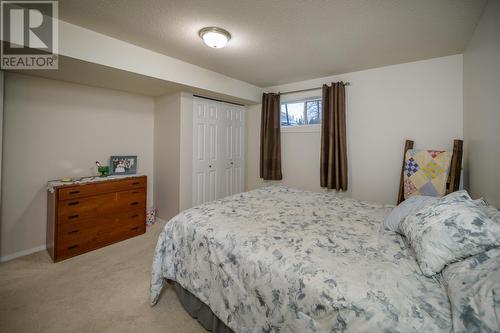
{"left": 150, "top": 186, "right": 455, "bottom": 332}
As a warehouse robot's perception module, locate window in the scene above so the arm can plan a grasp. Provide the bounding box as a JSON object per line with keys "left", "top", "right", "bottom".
{"left": 281, "top": 99, "right": 322, "bottom": 127}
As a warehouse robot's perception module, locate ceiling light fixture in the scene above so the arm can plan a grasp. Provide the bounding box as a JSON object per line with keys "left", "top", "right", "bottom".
{"left": 198, "top": 27, "right": 231, "bottom": 49}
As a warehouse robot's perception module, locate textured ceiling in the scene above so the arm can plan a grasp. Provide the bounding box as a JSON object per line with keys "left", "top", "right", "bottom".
{"left": 58, "top": 0, "right": 486, "bottom": 87}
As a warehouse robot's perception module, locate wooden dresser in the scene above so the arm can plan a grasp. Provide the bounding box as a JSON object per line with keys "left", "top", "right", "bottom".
{"left": 47, "top": 176, "right": 147, "bottom": 262}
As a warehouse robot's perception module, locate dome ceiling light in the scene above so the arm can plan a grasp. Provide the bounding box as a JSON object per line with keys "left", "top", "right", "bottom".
{"left": 198, "top": 27, "right": 231, "bottom": 49}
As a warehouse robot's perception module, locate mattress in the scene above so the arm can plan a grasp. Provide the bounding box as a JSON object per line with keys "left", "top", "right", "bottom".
{"left": 150, "top": 186, "right": 452, "bottom": 332}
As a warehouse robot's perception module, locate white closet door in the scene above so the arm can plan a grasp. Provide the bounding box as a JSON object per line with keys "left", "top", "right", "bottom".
{"left": 193, "top": 97, "right": 245, "bottom": 206}
{"left": 221, "top": 105, "right": 244, "bottom": 197}
{"left": 192, "top": 99, "right": 220, "bottom": 206}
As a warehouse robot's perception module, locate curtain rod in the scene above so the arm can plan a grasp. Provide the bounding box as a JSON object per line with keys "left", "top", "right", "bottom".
{"left": 278, "top": 82, "right": 350, "bottom": 96}
{"left": 193, "top": 94, "right": 244, "bottom": 106}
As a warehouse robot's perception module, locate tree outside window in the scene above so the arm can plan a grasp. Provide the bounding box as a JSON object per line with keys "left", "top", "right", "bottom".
{"left": 280, "top": 99, "right": 322, "bottom": 127}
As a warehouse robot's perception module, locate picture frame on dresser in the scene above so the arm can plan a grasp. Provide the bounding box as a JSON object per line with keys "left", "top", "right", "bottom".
{"left": 109, "top": 155, "right": 137, "bottom": 175}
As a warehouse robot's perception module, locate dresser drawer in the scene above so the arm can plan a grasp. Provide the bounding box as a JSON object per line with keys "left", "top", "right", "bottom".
{"left": 57, "top": 177, "right": 146, "bottom": 201}
{"left": 58, "top": 216, "right": 108, "bottom": 239}
{"left": 58, "top": 193, "right": 116, "bottom": 223}
{"left": 116, "top": 189, "right": 146, "bottom": 210}
{"left": 96, "top": 177, "right": 146, "bottom": 193}
{"left": 59, "top": 211, "right": 144, "bottom": 243}
{"left": 57, "top": 218, "right": 102, "bottom": 259}
{"left": 59, "top": 184, "right": 98, "bottom": 200}
{"left": 97, "top": 211, "right": 145, "bottom": 244}
{"left": 56, "top": 238, "right": 100, "bottom": 260}
{"left": 58, "top": 223, "right": 100, "bottom": 249}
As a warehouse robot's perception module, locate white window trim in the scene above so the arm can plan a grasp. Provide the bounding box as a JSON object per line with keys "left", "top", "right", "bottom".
{"left": 280, "top": 91, "right": 322, "bottom": 132}
{"left": 281, "top": 124, "right": 321, "bottom": 133}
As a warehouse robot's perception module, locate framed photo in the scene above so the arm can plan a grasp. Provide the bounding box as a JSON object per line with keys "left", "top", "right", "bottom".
{"left": 109, "top": 155, "right": 137, "bottom": 175}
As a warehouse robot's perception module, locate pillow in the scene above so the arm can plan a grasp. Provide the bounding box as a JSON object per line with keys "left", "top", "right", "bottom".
{"left": 442, "top": 247, "right": 500, "bottom": 333}
{"left": 383, "top": 195, "right": 438, "bottom": 232}
{"left": 477, "top": 199, "right": 500, "bottom": 223}
{"left": 403, "top": 149, "right": 452, "bottom": 199}
{"left": 400, "top": 190, "right": 500, "bottom": 276}
{"left": 485, "top": 205, "right": 500, "bottom": 223}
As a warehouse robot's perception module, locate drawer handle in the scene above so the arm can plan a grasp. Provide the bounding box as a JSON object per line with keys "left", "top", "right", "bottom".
{"left": 68, "top": 230, "right": 79, "bottom": 234}
{"left": 131, "top": 202, "right": 139, "bottom": 206}
{"left": 132, "top": 191, "right": 139, "bottom": 194}
{"left": 68, "top": 214, "right": 79, "bottom": 219}
{"left": 68, "top": 201, "right": 79, "bottom": 206}
{"left": 131, "top": 214, "right": 139, "bottom": 218}
{"left": 130, "top": 226, "right": 139, "bottom": 231}
{"left": 69, "top": 190, "right": 80, "bottom": 195}
{"left": 68, "top": 245, "right": 78, "bottom": 250}
{"left": 132, "top": 182, "right": 140, "bottom": 185}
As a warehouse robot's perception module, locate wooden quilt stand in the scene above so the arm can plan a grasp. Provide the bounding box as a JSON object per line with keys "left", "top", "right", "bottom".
{"left": 397, "top": 139, "right": 463, "bottom": 204}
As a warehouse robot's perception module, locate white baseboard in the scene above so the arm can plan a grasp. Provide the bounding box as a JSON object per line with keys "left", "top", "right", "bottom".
{"left": 0, "top": 244, "right": 47, "bottom": 263}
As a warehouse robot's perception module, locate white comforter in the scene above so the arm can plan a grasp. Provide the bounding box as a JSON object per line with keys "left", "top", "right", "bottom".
{"left": 150, "top": 186, "right": 452, "bottom": 332}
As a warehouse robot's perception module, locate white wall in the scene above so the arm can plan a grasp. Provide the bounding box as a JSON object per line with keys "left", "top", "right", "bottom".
{"left": 154, "top": 93, "right": 181, "bottom": 220}
{"left": 1, "top": 73, "right": 155, "bottom": 260}
{"left": 179, "top": 93, "right": 194, "bottom": 211}
{"left": 463, "top": 0, "right": 500, "bottom": 207}
{"left": 247, "top": 55, "right": 463, "bottom": 204}
{"left": 154, "top": 92, "right": 194, "bottom": 220}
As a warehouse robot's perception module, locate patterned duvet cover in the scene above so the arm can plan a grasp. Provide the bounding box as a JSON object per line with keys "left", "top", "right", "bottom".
{"left": 150, "top": 186, "right": 452, "bottom": 332}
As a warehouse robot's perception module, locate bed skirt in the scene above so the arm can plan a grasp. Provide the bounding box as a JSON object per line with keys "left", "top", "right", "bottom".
{"left": 169, "top": 280, "right": 234, "bottom": 333}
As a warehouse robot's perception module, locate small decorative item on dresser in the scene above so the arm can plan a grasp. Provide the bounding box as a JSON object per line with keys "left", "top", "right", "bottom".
{"left": 110, "top": 155, "right": 137, "bottom": 175}
{"left": 98, "top": 166, "right": 109, "bottom": 177}
{"left": 96, "top": 161, "right": 109, "bottom": 177}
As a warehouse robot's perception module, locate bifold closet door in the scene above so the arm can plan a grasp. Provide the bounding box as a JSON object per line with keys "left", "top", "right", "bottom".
{"left": 192, "top": 97, "right": 245, "bottom": 206}
{"left": 220, "top": 105, "right": 244, "bottom": 197}
{"left": 193, "top": 99, "right": 220, "bottom": 206}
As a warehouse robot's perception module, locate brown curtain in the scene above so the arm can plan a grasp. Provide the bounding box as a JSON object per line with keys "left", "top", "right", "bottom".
{"left": 320, "top": 82, "right": 348, "bottom": 190}
{"left": 260, "top": 93, "right": 282, "bottom": 180}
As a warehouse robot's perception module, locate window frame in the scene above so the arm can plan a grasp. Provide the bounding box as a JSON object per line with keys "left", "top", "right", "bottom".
{"left": 280, "top": 95, "right": 322, "bottom": 133}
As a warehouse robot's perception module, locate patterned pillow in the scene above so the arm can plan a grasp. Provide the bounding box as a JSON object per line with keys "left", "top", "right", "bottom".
{"left": 475, "top": 198, "right": 500, "bottom": 223}
{"left": 442, "top": 248, "right": 500, "bottom": 333}
{"left": 400, "top": 190, "right": 500, "bottom": 276}
{"left": 403, "top": 149, "right": 452, "bottom": 199}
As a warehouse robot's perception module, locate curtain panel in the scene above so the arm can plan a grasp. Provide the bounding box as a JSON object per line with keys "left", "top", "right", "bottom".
{"left": 260, "top": 93, "right": 283, "bottom": 180}
{"left": 320, "top": 82, "right": 348, "bottom": 191}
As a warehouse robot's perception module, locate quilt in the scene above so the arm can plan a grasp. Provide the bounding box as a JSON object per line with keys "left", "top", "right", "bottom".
{"left": 404, "top": 149, "right": 452, "bottom": 199}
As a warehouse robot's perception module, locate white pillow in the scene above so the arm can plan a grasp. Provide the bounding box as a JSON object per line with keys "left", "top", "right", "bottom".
{"left": 474, "top": 197, "right": 500, "bottom": 223}
{"left": 383, "top": 196, "right": 438, "bottom": 233}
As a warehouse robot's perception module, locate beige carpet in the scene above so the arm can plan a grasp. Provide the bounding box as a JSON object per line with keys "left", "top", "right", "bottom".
{"left": 0, "top": 222, "right": 206, "bottom": 333}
